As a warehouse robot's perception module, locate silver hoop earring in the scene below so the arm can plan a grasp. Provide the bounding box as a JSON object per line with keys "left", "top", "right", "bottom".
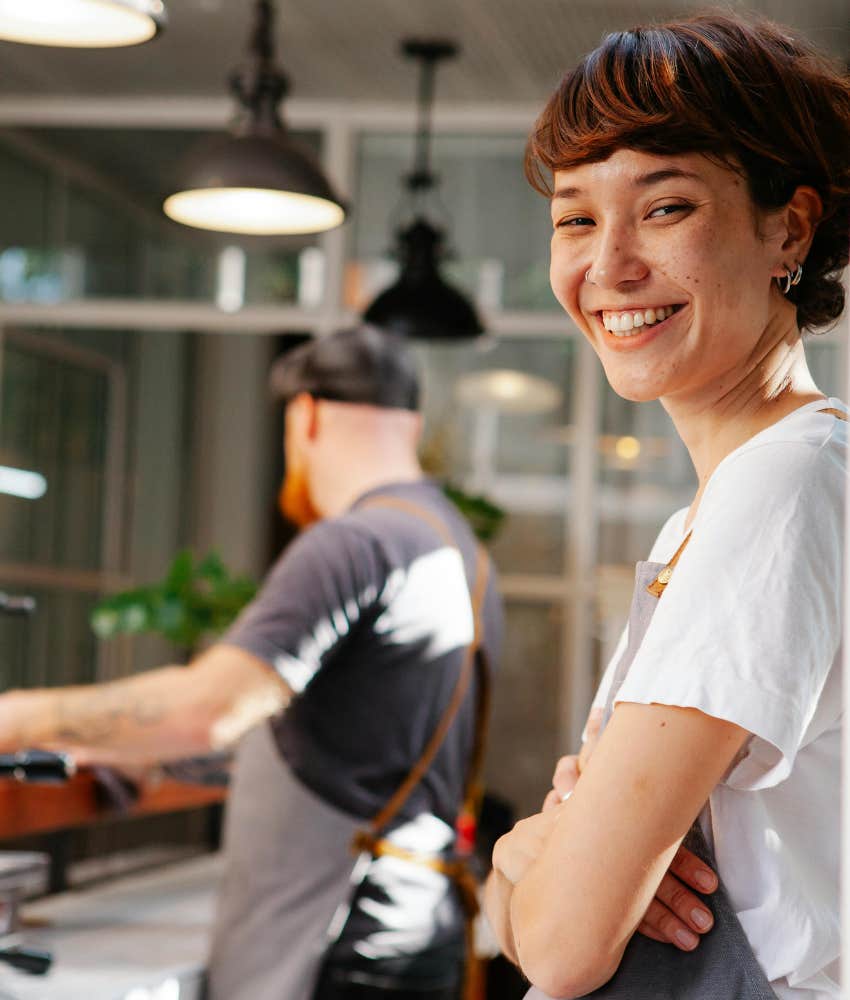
{"left": 779, "top": 262, "right": 803, "bottom": 295}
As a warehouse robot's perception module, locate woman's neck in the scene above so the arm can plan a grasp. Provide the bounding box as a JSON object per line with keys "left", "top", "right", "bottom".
{"left": 663, "top": 321, "right": 825, "bottom": 528}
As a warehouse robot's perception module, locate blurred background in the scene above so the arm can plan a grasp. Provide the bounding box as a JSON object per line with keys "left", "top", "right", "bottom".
{"left": 0, "top": 0, "right": 846, "bottom": 979}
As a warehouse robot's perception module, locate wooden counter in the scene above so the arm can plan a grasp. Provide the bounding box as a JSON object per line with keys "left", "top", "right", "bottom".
{"left": 0, "top": 773, "right": 226, "bottom": 839}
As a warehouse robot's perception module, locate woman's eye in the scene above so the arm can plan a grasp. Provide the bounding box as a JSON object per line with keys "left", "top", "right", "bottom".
{"left": 554, "top": 216, "right": 594, "bottom": 229}
{"left": 648, "top": 203, "right": 691, "bottom": 219}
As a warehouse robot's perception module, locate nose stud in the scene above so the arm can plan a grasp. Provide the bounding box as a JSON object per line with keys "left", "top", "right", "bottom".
{"left": 585, "top": 269, "right": 595, "bottom": 284}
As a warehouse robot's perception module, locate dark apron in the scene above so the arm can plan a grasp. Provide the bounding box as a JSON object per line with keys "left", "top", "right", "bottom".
{"left": 525, "top": 558, "right": 777, "bottom": 1000}
{"left": 207, "top": 723, "right": 364, "bottom": 1000}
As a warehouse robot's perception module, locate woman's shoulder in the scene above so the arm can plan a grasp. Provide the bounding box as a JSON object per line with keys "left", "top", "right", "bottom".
{"left": 698, "top": 399, "right": 847, "bottom": 528}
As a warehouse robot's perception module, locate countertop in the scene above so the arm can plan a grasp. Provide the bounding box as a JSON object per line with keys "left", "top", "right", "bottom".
{"left": 0, "top": 853, "right": 222, "bottom": 1000}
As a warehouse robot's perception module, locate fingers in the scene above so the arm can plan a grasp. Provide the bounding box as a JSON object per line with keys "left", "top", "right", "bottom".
{"left": 636, "top": 919, "right": 668, "bottom": 944}
{"left": 639, "top": 898, "right": 702, "bottom": 951}
{"left": 551, "top": 754, "right": 580, "bottom": 797}
{"left": 669, "top": 844, "right": 718, "bottom": 894}
{"left": 638, "top": 871, "right": 714, "bottom": 951}
{"left": 541, "top": 789, "right": 563, "bottom": 812}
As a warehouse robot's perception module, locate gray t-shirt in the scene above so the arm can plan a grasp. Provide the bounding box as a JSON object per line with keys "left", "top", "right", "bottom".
{"left": 223, "top": 479, "right": 503, "bottom": 988}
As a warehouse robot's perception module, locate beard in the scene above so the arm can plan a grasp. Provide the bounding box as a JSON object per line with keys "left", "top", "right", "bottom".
{"left": 278, "top": 467, "right": 320, "bottom": 529}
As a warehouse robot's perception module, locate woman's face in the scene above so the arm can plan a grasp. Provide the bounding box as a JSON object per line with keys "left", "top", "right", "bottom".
{"left": 549, "top": 149, "right": 788, "bottom": 403}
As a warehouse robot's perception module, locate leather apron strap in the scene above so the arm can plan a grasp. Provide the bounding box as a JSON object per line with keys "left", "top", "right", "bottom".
{"left": 350, "top": 494, "right": 493, "bottom": 1000}
{"left": 356, "top": 494, "right": 492, "bottom": 838}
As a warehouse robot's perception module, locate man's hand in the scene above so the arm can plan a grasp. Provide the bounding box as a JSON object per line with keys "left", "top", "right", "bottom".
{"left": 541, "top": 707, "right": 717, "bottom": 951}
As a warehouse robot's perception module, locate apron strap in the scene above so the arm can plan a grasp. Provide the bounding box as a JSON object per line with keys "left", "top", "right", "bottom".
{"left": 356, "top": 494, "right": 492, "bottom": 838}
{"left": 646, "top": 531, "right": 693, "bottom": 597}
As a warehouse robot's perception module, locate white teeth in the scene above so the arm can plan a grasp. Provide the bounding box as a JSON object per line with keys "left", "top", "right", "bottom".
{"left": 602, "top": 304, "right": 679, "bottom": 336}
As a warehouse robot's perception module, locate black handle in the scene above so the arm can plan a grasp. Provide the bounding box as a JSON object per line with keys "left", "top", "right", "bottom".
{"left": 0, "top": 944, "right": 53, "bottom": 975}
{"left": 0, "top": 750, "right": 74, "bottom": 784}
{"left": 0, "top": 592, "right": 36, "bottom": 616}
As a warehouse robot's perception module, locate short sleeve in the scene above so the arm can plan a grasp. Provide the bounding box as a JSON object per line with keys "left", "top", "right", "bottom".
{"left": 615, "top": 438, "right": 844, "bottom": 790}
{"left": 222, "top": 518, "right": 384, "bottom": 693}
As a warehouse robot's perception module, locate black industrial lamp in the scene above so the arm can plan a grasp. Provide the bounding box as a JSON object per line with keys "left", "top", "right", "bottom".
{"left": 163, "top": 0, "right": 346, "bottom": 236}
{"left": 0, "top": 0, "right": 166, "bottom": 47}
{"left": 363, "top": 40, "right": 483, "bottom": 341}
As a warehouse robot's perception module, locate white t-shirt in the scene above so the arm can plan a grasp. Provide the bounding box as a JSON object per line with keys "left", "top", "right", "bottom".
{"left": 593, "top": 398, "right": 846, "bottom": 1000}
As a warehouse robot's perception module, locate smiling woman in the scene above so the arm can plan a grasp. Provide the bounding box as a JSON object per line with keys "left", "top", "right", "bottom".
{"left": 483, "top": 12, "right": 850, "bottom": 1000}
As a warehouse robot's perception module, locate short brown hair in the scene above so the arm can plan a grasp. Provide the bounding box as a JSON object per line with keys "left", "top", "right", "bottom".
{"left": 526, "top": 11, "right": 850, "bottom": 332}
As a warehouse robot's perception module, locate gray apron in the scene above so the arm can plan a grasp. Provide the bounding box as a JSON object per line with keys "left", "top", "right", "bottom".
{"left": 207, "top": 723, "right": 363, "bottom": 1000}
{"left": 525, "top": 558, "right": 777, "bottom": 999}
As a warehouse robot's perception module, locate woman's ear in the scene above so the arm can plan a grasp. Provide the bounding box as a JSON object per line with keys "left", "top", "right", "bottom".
{"left": 772, "top": 185, "right": 823, "bottom": 276}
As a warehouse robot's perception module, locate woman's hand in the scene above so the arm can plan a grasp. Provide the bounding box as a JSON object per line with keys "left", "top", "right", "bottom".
{"left": 493, "top": 806, "right": 563, "bottom": 886}
{"left": 542, "top": 707, "right": 603, "bottom": 812}
{"left": 637, "top": 844, "right": 717, "bottom": 950}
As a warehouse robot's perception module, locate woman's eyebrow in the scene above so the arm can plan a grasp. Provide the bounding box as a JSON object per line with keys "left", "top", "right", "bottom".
{"left": 635, "top": 168, "right": 703, "bottom": 187}
{"left": 551, "top": 168, "right": 703, "bottom": 203}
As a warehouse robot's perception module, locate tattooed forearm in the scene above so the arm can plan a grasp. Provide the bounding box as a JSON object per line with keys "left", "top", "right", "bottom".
{"left": 0, "top": 648, "right": 288, "bottom": 761}
{"left": 53, "top": 683, "right": 168, "bottom": 745}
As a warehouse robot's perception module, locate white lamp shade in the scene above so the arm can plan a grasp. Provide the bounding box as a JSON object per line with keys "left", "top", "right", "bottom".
{"left": 163, "top": 187, "right": 345, "bottom": 237}
{"left": 0, "top": 0, "right": 166, "bottom": 48}
{"left": 163, "top": 131, "right": 347, "bottom": 237}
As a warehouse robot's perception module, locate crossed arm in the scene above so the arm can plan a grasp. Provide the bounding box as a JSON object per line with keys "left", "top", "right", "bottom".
{"left": 484, "top": 701, "right": 750, "bottom": 998}
{"left": 0, "top": 644, "right": 292, "bottom": 767}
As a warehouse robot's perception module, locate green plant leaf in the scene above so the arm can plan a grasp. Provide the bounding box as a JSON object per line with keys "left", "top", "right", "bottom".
{"left": 91, "top": 550, "right": 259, "bottom": 650}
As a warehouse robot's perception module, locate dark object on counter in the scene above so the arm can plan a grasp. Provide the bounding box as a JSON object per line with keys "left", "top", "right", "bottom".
{"left": 0, "top": 750, "right": 73, "bottom": 784}
{"left": 0, "top": 943, "right": 52, "bottom": 976}
{"left": 0, "top": 592, "right": 36, "bottom": 616}
{"left": 90, "top": 766, "right": 141, "bottom": 813}
{"left": 0, "top": 750, "right": 142, "bottom": 814}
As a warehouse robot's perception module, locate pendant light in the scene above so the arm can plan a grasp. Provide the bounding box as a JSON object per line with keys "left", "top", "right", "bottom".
{"left": 163, "top": 0, "right": 346, "bottom": 236}
{"left": 363, "top": 40, "right": 483, "bottom": 341}
{"left": 0, "top": 0, "right": 166, "bottom": 48}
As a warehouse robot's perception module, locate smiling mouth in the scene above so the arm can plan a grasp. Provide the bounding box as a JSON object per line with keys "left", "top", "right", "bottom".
{"left": 598, "top": 303, "right": 686, "bottom": 337}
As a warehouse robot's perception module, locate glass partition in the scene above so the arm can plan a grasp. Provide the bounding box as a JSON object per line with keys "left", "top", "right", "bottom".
{"left": 0, "top": 327, "right": 196, "bottom": 690}
{"left": 416, "top": 335, "right": 574, "bottom": 576}
{"left": 0, "top": 129, "right": 322, "bottom": 307}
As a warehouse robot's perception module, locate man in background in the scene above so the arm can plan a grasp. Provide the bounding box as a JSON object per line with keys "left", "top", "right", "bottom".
{"left": 0, "top": 325, "right": 503, "bottom": 1000}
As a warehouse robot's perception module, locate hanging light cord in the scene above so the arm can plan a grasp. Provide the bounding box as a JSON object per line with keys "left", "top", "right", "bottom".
{"left": 403, "top": 40, "right": 457, "bottom": 194}
{"left": 410, "top": 54, "right": 437, "bottom": 191}
{"left": 230, "top": 0, "right": 289, "bottom": 128}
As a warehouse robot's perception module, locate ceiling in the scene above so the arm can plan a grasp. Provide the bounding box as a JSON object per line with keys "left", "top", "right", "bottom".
{"left": 0, "top": 0, "right": 846, "bottom": 106}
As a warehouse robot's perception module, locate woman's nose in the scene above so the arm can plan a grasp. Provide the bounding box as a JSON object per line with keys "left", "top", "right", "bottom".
{"left": 587, "top": 228, "right": 649, "bottom": 288}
